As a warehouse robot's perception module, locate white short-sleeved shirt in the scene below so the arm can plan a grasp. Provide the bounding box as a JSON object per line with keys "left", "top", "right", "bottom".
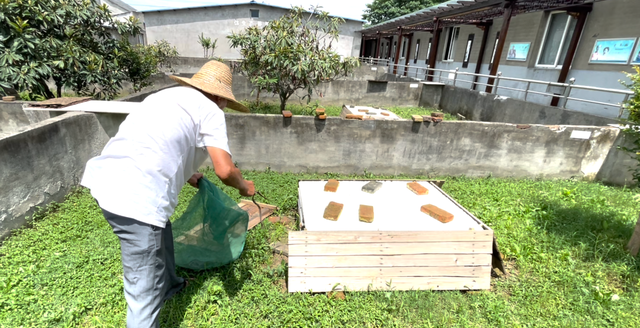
{"left": 81, "top": 87, "right": 231, "bottom": 228}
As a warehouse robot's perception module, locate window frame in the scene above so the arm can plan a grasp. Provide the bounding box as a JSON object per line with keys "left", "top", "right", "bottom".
{"left": 250, "top": 9, "right": 260, "bottom": 18}
{"left": 535, "top": 11, "right": 576, "bottom": 69}
{"left": 414, "top": 39, "right": 421, "bottom": 64}
{"left": 442, "top": 26, "right": 460, "bottom": 62}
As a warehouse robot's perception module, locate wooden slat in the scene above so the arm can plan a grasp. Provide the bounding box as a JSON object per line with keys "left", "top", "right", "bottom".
{"left": 289, "top": 241, "right": 492, "bottom": 256}
{"left": 289, "top": 266, "right": 491, "bottom": 277}
{"left": 238, "top": 200, "right": 277, "bottom": 230}
{"left": 288, "top": 276, "right": 491, "bottom": 292}
{"left": 289, "top": 230, "right": 492, "bottom": 244}
{"left": 288, "top": 254, "right": 492, "bottom": 268}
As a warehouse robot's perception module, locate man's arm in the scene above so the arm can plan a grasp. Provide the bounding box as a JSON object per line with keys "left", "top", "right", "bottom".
{"left": 206, "top": 146, "right": 255, "bottom": 197}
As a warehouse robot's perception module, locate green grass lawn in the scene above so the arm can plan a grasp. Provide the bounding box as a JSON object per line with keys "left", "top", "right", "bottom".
{"left": 232, "top": 101, "right": 458, "bottom": 121}
{"left": 1, "top": 171, "right": 639, "bottom": 327}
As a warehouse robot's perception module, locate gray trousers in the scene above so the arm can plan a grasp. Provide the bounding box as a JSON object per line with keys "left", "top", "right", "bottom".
{"left": 102, "top": 209, "right": 185, "bottom": 328}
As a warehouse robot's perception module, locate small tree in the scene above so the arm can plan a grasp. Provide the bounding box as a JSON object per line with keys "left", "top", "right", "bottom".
{"left": 120, "top": 39, "right": 179, "bottom": 93}
{"left": 620, "top": 66, "right": 640, "bottom": 185}
{"left": 197, "top": 33, "right": 217, "bottom": 58}
{"left": 228, "top": 6, "right": 360, "bottom": 112}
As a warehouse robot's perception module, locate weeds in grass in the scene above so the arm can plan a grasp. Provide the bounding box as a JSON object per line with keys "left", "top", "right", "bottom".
{"left": 1, "top": 172, "right": 639, "bottom": 327}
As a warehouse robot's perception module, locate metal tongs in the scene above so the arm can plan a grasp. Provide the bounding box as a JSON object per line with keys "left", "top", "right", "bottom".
{"left": 251, "top": 191, "right": 269, "bottom": 225}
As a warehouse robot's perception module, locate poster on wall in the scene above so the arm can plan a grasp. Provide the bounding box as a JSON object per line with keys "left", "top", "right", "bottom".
{"left": 506, "top": 42, "right": 531, "bottom": 61}
{"left": 631, "top": 43, "right": 640, "bottom": 65}
{"left": 589, "top": 38, "right": 636, "bottom": 64}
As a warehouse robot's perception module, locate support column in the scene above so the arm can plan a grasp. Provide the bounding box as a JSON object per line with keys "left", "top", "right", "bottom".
{"left": 375, "top": 32, "right": 382, "bottom": 58}
{"left": 551, "top": 9, "right": 589, "bottom": 106}
{"left": 427, "top": 19, "right": 441, "bottom": 82}
{"left": 360, "top": 34, "right": 365, "bottom": 58}
{"left": 404, "top": 33, "right": 414, "bottom": 76}
{"left": 485, "top": 1, "right": 515, "bottom": 93}
{"left": 473, "top": 22, "right": 492, "bottom": 90}
{"left": 393, "top": 27, "right": 404, "bottom": 75}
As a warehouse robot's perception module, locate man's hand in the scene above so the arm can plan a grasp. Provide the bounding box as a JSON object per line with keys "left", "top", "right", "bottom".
{"left": 240, "top": 180, "right": 255, "bottom": 197}
{"left": 187, "top": 173, "right": 204, "bottom": 188}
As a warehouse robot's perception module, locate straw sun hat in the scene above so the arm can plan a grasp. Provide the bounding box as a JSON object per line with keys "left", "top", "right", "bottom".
{"left": 169, "top": 60, "right": 249, "bottom": 113}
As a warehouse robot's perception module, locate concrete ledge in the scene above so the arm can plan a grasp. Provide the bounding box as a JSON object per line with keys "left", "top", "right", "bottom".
{"left": 224, "top": 114, "right": 619, "bottom": 179}
{"left": 434, "top": 85, "right": 619, "bottom": 126}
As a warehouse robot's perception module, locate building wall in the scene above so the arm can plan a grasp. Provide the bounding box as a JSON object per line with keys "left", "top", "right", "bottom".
{"left": 373, "top": 0, "right": 638, "bottom": 118}
{"left": 143, "top": 4, "right": 363, "bottom": 59}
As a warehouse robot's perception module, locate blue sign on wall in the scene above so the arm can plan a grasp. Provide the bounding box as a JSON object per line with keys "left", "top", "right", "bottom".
{"left": 589, "top": 38, "right": 637, "bottom": 64}
{"left": 506, "top": 42, "right": 531, "bottom": 61}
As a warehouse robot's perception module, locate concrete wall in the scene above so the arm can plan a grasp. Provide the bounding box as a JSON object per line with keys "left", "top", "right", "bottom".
{"left": 231, "top": 76, "right": 424, "bottom": 107}
{"left": 595, "top": 132, "right": 636, "bottom": 186}
{"left": 0, "top": 101, "right": 49, "bottom": 138}
{"left": 433, "top": 85, "right": 620, "bottom": 126}
{"left": 0, "top": 112, "right": 109, "bottom": 241}
{"left": 224, "top": 114, "right": 618, "bottom": 180}
{"left": 143, "top": 4, "right": 362, "bottom": 59}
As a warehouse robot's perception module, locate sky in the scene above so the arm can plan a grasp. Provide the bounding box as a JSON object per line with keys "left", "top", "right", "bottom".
{"left": 121, "top": 0, "right": 372, "bottom": 21}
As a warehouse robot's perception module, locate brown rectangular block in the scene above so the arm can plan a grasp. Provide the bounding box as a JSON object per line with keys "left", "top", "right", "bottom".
{"left": 381, "top": 112, "right": 390, "bottom": 116}
{"left": 407, "top": 182, "right": 428, "bottom": 195}
{"left": 357, "top": 109, "right": 369, "bottom": 112}
{"left": 282, "top": 110, "right": 293, "bottom": 118}
{"left": 324, "top": 179, "right": 339, "bottom": 192}
{"left": 411, "top": 115, "right": 423, "bottom": 122}
{"left": 421, "top": 204, "right": 454, "bottom": 223}
{"left": 316, "top": 108, "right": 325, "bottom": 115}
{"left": 2, "top": 96, "right": 16, "bottom": 101}
{"left": 345, "top": 114, "right": 364, "bottom": 120}
{"left": 359, "top": 205, "right": 374, "bottom": 223}
{"left": 318, "top": 114, "right": 327, "bottom": 120}
{"left": 323, "top": 201, "right": 344, "bottom": 221}
{"left": 431, "top": 112, "right": 444, "bottom": 118}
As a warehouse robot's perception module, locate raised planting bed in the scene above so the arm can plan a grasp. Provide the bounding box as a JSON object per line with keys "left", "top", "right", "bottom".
{"left": 289, "top": 180, "right": 502, "bottom": 292}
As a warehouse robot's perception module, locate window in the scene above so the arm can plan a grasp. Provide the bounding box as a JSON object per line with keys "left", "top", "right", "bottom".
{"left": 401, "top": 39, "right": 407, "bottom": 58}
{"left": 489, "top": 31, "right": 500, "bottom": 71}
{"left": 250, "top": 9, "right": 259, "bottom": 18}
{"left": 536, "top": 12, "right": 577, "bottom": 67}
{"left": 414, "top": 39, "right": 421, "bottom": 64}
{"left": 462, "top": 34, "right": 474, "bottom": 68}
{"left": 443, "top": 27, "right": 460, "bottom": 61}
{"left": 392, "top": 41, "right": 397, "bottom": 60}
{"left": 425, "top": 37, "right": 432, "bottom": 64}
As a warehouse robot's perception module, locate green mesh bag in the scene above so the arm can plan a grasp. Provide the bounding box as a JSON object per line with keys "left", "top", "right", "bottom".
{"left": 172, "top": 177, "right": 249, "bottom": 270}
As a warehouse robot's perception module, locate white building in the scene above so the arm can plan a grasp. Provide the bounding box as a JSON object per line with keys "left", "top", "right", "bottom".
{"left": 140, "top": 2, "right": 364, "bottom": 59}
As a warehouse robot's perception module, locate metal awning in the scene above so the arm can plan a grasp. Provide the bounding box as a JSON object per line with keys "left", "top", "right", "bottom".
{"left": 359, "top": 0, "right": 603, "bottom": 36}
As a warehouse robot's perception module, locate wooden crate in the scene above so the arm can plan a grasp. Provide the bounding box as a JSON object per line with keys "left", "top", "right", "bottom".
{"left": 288, "top": 180, "right": 499, "bottom": 293}
{"left": 288, "top": 230, "right": 492, "bottom": 292}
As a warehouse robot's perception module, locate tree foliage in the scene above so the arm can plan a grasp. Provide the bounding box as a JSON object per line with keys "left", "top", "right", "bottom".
{"left": 121, "top": 39, "right": 179, "bottom": 93}
{"left": 363, "top": 0, "right": 448, "bottom": 26}
{"left": 228, "top": 6, "right": 360, "bottom": 111}
{"left": 619, "top": 66, "right": 640, "bottom": 185}
{"left": 0, "top": 0, "right": 177, "bottom": 99}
